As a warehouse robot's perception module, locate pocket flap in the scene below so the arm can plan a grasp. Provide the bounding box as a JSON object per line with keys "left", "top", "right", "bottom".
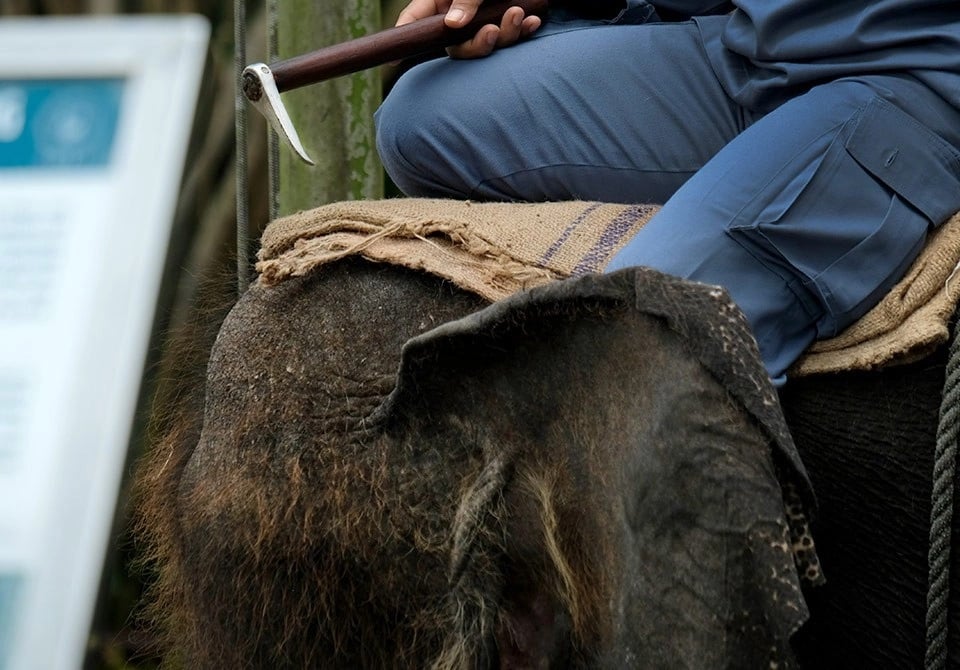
{"left": 844, "top": 97, "right": 960, "bottom": 225}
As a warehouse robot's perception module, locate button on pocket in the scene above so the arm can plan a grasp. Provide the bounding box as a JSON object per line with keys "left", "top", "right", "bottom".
{"left": 843, "top": 98, "right": 960, "bottom": 226}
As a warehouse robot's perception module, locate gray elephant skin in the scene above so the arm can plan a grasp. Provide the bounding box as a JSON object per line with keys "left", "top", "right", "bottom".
{"left": 135, "top": 257, "right": 959, "bottom": 669}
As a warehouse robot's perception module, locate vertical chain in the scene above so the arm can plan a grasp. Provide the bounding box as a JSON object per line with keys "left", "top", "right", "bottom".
{"left": 234, "top": 0, "right": 250, "bottom": 294}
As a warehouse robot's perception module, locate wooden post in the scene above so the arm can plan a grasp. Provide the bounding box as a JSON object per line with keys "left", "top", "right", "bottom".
{"left": 277, "top": 0, "right": 384, "bottom": 214}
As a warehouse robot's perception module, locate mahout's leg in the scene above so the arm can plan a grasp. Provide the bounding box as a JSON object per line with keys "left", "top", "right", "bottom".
{"left": 609, "top": 75, "right": 960, "bottom": 383}
{"left": 375, "top": 15, "right": 742, "bottom": 203}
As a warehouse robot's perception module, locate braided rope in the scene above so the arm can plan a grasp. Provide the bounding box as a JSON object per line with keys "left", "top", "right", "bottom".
{"left": 926, "top": 315, "right": 960, "bottom": 669}
{"left": 234, "top": 0, "right": 250, "bottom": 294}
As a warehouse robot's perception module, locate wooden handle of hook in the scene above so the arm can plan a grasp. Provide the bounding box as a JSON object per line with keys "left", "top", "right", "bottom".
{"left": 269, "top": 0, "right": 550, "bottom": 93}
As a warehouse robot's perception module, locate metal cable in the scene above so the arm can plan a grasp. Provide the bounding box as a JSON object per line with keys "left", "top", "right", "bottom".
{"left": 234, "top": 0, "right": 250, "bottom": 294}
{"left": 267, "top": 0, "right": 280, "bottom": 222}
{"left": 925, "top": 315, "right": 960, "bottom": 669}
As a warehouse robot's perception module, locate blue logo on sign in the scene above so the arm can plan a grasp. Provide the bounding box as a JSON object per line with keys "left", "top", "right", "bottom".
{"left": 0, "top": 79, "right": 124, "bottom": 169}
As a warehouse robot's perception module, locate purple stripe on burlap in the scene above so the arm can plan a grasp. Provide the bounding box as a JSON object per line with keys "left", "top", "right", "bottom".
{"left": 539, "top": 202, "right": 603, "bottom": 266}
{"left": 572, "top": 205, "right": 647, "bottom": 276}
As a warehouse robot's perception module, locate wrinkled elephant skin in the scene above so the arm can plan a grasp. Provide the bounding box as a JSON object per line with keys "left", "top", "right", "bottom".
{"left": 136, "top": 257, "right": 956, "bottom": 669}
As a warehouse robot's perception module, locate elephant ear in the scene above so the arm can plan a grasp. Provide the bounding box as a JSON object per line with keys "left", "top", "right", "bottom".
{"left": 373, "top": 267, "right": 822, "bottom": 668}
{"left": 379, "top": 266, "right": 816, "bottom": 515}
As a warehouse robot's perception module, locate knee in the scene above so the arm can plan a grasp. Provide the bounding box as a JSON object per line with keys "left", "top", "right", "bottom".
{"left": 374, "top": 74, "right": 424, "bottom": 195}
{"left": 375, "top": 63, "right": 474, "bottom": 198}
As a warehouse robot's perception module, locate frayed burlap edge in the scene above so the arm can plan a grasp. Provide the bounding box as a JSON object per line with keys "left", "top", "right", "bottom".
{"left": 258, "top": 229, "right": 560, "bottom": 303}
{"left": 257, "top": 199, "right": 656, "bottom": 302}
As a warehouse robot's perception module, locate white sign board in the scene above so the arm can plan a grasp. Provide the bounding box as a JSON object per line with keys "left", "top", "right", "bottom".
{"left": 0, "top": 16, "right": 208, "bottom": 670}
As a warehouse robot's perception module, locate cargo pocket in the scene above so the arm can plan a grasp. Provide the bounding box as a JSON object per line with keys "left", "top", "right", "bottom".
{"left": 727, "top": 97, "right": 960, "bottom": 337}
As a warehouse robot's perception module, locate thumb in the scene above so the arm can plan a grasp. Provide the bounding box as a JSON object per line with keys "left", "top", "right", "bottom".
{"left": 444, "top": 0, "right": 482, "bottom": 27}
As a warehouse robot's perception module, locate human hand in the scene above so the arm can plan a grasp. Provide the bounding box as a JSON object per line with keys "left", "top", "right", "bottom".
{"left": 395, "top": 0, "right": 542, "bottom": 59}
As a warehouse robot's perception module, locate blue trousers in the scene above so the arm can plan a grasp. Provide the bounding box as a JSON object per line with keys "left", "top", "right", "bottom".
{"left": 375, "top": 15, "right": 960, "bottom": 384}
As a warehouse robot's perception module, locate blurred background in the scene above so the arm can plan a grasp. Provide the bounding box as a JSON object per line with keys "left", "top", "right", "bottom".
{"left": 0, "top": 1, "right": 408, "bottom": 667}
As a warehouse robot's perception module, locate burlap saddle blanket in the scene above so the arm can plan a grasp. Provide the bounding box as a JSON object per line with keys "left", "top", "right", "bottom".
{"left": 257, "top": 199, "right": 960, "bottom": 376}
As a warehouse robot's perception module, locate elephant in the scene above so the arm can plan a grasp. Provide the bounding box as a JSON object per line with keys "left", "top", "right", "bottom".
{"left": 135, "top": 254, "right": 960, "bottom": 669}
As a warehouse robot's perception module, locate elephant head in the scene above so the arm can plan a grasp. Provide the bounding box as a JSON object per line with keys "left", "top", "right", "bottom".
{"left": 136, "top": 258, "right": 818, "bottom": 668}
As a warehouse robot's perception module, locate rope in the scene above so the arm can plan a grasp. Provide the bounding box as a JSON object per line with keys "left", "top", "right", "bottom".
{"left": 925, "top": 314, "right": 960, "bottom": 669}
{"left": 234, "top": 0, "right": 250, "bottom": 294}
{"left": 267, "top": 0, "right": 280, "bottom": 222}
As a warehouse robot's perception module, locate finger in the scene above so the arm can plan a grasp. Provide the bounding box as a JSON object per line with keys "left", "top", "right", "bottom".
{"left": 396, "top": 0, "right": 447, "bottom": 26}
{"left": 520, "top": 14, "right": 542, "bottom": 37}
{"left": 447, "top": 24, "right": 499, "bottom": 59}
{"left": 443, "top": 0, "right": 483, "bottom": 27}
{"left": 494, "top": 6, "right": 525, "bottom": 47}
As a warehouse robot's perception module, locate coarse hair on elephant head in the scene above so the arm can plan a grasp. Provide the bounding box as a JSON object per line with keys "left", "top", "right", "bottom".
{"left": 134, "top": 257, "right": 817, "bottom": 668}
